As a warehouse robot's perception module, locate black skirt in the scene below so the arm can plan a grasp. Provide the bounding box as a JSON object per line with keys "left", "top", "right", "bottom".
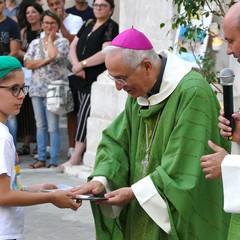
{"left": 17, "top": 94, "right": 36, "bottom": 139}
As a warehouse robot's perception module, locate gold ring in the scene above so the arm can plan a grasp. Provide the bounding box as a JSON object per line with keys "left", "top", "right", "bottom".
{"left": 227, "top": 136, "right": 233, "bottom": 141}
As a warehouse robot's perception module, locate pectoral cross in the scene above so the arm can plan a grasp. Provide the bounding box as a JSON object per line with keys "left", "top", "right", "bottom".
{"left": 141, "top": 111, "right": 161, "bottom": 177}
{"left": 142, "top": 152, "right": 149, "bottom": 177}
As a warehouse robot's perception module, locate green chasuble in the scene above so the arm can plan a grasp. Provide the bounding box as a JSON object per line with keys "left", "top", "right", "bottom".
{"left": 227, "top": 214, "right": 240, "bottom": 240}
{"left": 89, "top": 69, "right": 231, "bottom": 239}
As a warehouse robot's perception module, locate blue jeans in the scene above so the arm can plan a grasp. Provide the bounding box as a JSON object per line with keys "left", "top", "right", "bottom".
{"left": 31, "top": 97, "right": 60, "bottom": 166}
{"left": 6, "top": 115, "right": 17, "bottom": 146}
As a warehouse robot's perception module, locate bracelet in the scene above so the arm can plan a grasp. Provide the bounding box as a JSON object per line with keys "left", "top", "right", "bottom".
{"left": 81, "top": 60, "right": 87, "bottom": 68}
{"left": 227, "top": 136, "right": 233, "bottom": 141}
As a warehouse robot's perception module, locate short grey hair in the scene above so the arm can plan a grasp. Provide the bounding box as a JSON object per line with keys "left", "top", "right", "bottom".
{"left": 103, "top": 46, "right": 159, "bottom": 68}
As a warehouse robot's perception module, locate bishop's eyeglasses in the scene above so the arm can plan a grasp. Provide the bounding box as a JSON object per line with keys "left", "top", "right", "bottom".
{"left": 108, "top": 61, "right": 143, "bottom": 86}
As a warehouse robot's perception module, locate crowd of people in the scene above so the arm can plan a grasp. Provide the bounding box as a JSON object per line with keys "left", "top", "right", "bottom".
{"left": 0, "top": 0, "right": 119, "bottom": 170}
{"left": 1, "top": 0, "right": 240, "bottom": 239}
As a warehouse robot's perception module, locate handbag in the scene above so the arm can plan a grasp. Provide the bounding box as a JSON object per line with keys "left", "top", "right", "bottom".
{"left": 39, "top": 39, "right": 73, "bottom": 115}
{"left": 46, "top": 80, "right": 74, "bottom": 115}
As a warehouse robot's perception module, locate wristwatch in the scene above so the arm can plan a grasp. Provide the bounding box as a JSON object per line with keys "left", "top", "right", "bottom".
{"left": 81, "top": 60, "right": 87, "bottom": 68}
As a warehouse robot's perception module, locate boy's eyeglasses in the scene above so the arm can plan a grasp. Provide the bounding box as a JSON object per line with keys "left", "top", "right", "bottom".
{"left": 0, "top": 85, "right": 29, "bottom": 97}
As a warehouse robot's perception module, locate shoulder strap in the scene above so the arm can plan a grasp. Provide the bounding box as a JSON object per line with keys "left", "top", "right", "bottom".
{"left": 85, "top": 19, "right": 94, "bottom": 27}
{"left": 39, "top": 39, "right": 45, "bottom": 58}
{"left": 39, "top": 39, "right": 48, "bottom": 74}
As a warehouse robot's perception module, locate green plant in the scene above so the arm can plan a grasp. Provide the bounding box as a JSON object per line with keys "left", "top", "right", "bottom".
{"left": 161, "top": 0, "right": 237, "bottom": 89}
{"left": 198, "top": 48, "right": 222, "bottom": 92}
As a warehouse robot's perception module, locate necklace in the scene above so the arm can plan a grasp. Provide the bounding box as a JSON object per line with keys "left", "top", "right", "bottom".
{"left": 43, "top": 39, "right": 48, "bottom": 45}
{"left": 142, "top": 111, "right": 161, "bottom": 177}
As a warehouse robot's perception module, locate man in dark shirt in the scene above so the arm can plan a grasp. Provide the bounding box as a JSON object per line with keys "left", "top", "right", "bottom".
{"left": 0, "top": 0, "right": 20, "bottom": 145}
{"left": 0, "top": 0, "right": 20, "bottom": 56}
{"left": 66, "top": 0, "right": 95, "bottom": 22}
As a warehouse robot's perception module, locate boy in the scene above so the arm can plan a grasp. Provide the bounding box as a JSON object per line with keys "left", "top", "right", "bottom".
{"left": 0, "top": 56, "right": 81, "bottom": 239}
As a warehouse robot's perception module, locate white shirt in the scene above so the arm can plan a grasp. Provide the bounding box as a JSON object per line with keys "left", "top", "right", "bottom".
{"left": 63, "top": 13, "right": 84, "bottom": 35}
{"left": 221, "top": 154, "right": 240, "bottom": 213}
{"left": 0, "top": 122, "right": 24, "bottom": 239}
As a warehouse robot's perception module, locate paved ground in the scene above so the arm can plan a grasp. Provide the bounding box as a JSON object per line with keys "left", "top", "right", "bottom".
{"left": 18, "top": 120, "right": 96, "bottom": 240}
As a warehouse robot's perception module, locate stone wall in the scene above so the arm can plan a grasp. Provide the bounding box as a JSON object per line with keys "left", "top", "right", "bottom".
{"left": 120, "top": 0, "right": 174, "bottom": 51}
{"left": 84, "top": 71, "right": 127, "bottom": 167}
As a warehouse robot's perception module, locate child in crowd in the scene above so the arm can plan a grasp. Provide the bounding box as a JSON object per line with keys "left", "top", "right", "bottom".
{"left": 0, "top": 56, "right": 81, "bottom": 240}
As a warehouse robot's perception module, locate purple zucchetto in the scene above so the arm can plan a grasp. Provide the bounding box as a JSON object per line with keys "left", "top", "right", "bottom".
{"left": 110, "top": 27, "right": 153, "bottom": 50}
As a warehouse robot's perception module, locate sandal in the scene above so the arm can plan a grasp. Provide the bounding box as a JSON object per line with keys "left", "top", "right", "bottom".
{"left": 17, "top": 145, "right": 30, "bottom": 156}
{"left": 47, "top": 164, "right": 58, "bottom": 168}
{"left": 28, "top": 160, "right": 46, "bottom": 169}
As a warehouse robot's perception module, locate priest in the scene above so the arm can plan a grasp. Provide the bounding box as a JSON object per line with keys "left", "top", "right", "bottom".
{"left": 73, "top": 27, "right": 230, "bottom": 240}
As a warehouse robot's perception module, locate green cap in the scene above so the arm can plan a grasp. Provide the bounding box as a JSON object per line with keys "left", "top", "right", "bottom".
{"left": 0, "top": 56, "right": 22, "bottom": 79}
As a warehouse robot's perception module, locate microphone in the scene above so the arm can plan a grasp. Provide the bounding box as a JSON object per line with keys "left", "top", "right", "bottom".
{"left": 220, "top": 68, "right": 235, "bottom": 140}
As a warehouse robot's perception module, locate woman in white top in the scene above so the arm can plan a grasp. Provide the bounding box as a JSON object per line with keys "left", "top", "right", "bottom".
{"left": 24, "top": 10, "right": 70, "bottom": 168}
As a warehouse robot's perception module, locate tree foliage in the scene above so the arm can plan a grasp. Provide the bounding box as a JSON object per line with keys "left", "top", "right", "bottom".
{"left": 161, "top": 0, "right": 237, "bottom": 87}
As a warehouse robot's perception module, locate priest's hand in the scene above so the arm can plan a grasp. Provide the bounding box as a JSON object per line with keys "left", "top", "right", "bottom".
{"left": 219, "top": 110, "right": 240, "bottom": 142}
{"left": 72, "top": 180, "right": 105, "bottom": 196}
{"left": 99, "top": 187, "right": 135, "bottom": 206}
{"left": 200, "top": 140, "right": 228, "bottom": 179}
